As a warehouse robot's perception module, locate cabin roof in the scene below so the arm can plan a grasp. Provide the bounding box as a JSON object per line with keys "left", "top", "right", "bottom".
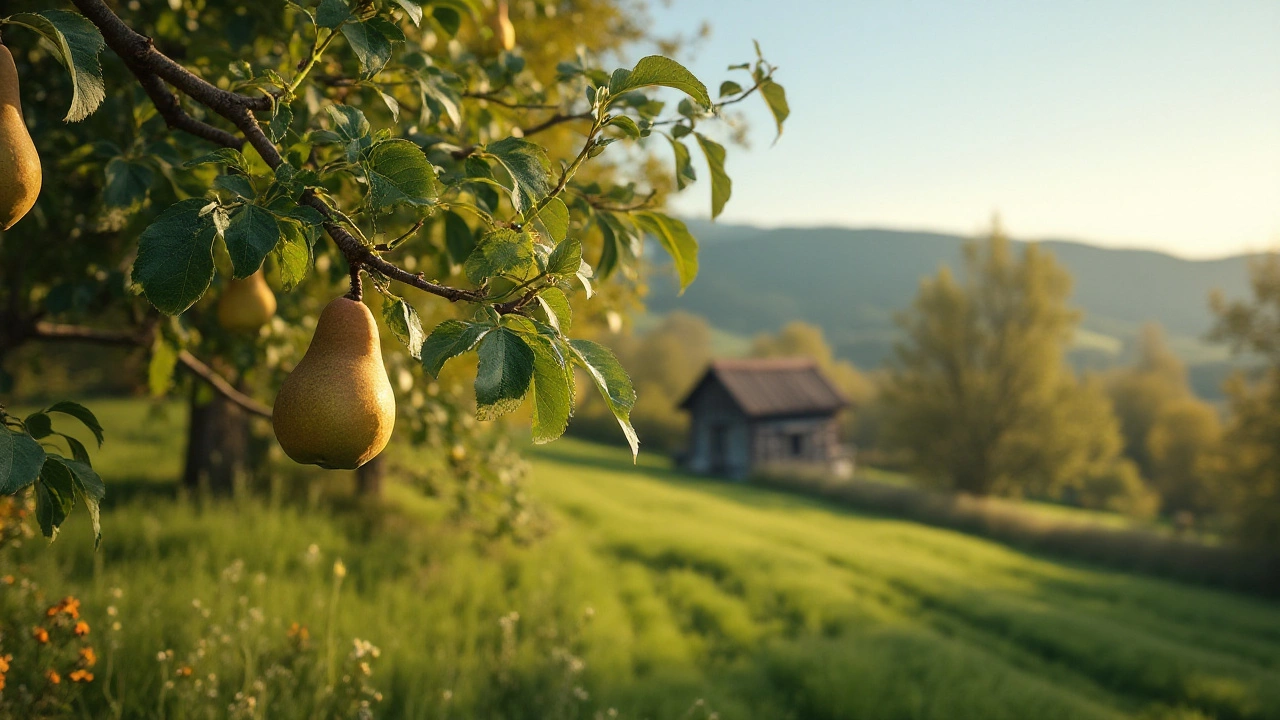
{"left": 678, "top": 358, "right": 849, "bottom": 419}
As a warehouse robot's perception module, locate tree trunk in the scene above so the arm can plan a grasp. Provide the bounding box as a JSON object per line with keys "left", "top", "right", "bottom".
{"left": 355, "top": 455, "right": 385, "bottom": 497}
{"left": 182, "top": 383, "right": 248, "bottom": 495}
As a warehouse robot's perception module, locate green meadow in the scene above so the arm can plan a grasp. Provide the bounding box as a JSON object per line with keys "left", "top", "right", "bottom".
{"left": 6, "top": 400, "right": 1280, "bottom": 719}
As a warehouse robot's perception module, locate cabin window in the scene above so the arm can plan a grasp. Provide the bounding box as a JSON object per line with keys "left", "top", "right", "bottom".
{"left": 789, "top": 434, "right": 804, "bottom": 457}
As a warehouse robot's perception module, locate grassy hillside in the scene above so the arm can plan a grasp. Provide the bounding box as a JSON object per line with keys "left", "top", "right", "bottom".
{"left": 6, "top": 400, "right": 1280, "bottom": 718}
{"left": 646, "top": 223, "right": 1254, "bottom": 384}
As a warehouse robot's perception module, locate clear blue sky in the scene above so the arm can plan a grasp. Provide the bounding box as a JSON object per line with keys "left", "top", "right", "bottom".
{"left": 642, "top": 0, "right": 1280, "bottom": 258}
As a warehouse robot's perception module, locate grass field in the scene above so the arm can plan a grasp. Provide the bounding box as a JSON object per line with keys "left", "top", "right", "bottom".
{"left": 4, "top": 399, "right": 1280, "bottom": 719}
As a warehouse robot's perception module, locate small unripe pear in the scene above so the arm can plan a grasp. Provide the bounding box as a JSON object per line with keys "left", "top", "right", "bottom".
{"left": 217, "top": 271, "right": 277, "bottom": 332}
{"left": 491, "top": 0, "right": 516, "bottom": 52}
{"left": 0, "top": 44, "right": 41, "bottom": 231}
{"left": 273, "top": 297, "right": 396, "bottom": 470}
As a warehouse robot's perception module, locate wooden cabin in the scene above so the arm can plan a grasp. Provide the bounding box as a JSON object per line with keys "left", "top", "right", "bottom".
{"left": 678, "top": 358, "right": 850, "bottom": 480}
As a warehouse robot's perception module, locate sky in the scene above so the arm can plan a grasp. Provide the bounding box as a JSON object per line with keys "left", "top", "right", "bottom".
{"left": 641, "top": 0, "right": 1280, "bottom": 259}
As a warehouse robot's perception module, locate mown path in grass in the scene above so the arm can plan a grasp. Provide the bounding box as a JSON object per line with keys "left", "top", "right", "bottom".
{"left": 527, "top": 440, "right": 1280, "bottom": 720}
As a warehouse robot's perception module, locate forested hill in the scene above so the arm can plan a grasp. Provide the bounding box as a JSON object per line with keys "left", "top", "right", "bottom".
{"left": 647, "top": 222, "right": 1257, "bottom": 375}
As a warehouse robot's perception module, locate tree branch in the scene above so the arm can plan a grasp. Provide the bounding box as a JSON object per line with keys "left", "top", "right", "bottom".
{"left": 30, "top": 322, "right": 273, "bottom": 419}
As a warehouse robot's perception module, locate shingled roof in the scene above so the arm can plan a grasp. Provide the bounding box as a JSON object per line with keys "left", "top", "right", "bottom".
{"left": 678, "top": 358, "right": 849, "bottom": 418}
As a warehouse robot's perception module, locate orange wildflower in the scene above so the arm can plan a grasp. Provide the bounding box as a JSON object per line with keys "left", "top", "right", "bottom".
{"left": 176, "top": 665, "right": 193, "bottom": 677}
{"left": 287, "top": 622, "right": 310, "bottom": 642}
{"left": 1, "top": 575, "right": 13, "bottom": 585}
{"left": 45, "top": 669, "right": 61, "bottom": 684}
{"left": 0, "top": 655, "right": 11, "bottom": 673}
{"left": 46, "top": 605, "right": 59, "bottom": 617}
{"left": 61, "top": 597, "right": 81, "bottom": 619}
{"left": 32, "top": 626, "right": 49, "bottom": 643}
{"left": 79, "top": 646, "right": 97, "bottom": 667}
{"left": 68, "top": 669, "right": 94, "bottom": 683}
{"left": 73, "top": 621, "right": 90, "bottom": 636}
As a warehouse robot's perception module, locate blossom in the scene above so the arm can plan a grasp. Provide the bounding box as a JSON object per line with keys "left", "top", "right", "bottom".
{"left": 73, "top": 621, "right": 90, "bottom": 636}
{"left": 32, "top": 626, "right": 49, "bottom": 644}
{"left": 79, "top": 646, "right": 98, "bottom": 667}
{"left": 176, "top": 665, "right": 193, "bottom": 678}
{"left": 45, "top": 669, "right": 61, "bottom": 685}
{"left": 287, "top": 622, "right": 310, "bottom": 642}
{"left": 68, "top": 669, "right": 94, "bottom": 683}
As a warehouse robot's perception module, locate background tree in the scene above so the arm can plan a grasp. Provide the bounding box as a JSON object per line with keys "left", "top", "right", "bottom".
{"left": 749, "top": 320, "right": 873, "bottom": 439}
{"left": 1102, "top": 324, "right": 1192, "bottom": 477}
{"left": 882, "top": 224, "right": 1134, "bottom": 504}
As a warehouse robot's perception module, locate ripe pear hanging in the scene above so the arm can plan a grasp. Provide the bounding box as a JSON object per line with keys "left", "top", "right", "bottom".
{"left": 217, "top": 271, "right": 277, "bottom": 332}
{"left": 272, "top": 297, "right": 395, "bottom": 470}
{"left": 0, "top": 43, "right": 41, "bottom": 230}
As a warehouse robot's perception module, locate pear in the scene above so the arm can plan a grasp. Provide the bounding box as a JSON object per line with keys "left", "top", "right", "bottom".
{"left": 0, "top": 43, "right": 41, "bottom": 231}
{"left": 217, "top": 271, "right": 277, "bottom": 332}
{"left": 273, "top": 297, "right": 395, "bottom": 470}
{"left": 491, "top": 0, "right": 516, "bottom": 52}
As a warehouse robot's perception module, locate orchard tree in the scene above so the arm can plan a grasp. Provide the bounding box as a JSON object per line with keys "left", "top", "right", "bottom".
{"left": 882, "top": 225, "right": 1133, "bottom": 501}
{"left": 0, "top": 0, "right": 789, "bottom": 539}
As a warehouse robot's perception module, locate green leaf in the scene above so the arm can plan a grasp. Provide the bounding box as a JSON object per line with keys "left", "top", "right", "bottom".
{"left": 274, "top": 221, "right": 313, "bottom": 291}
{"left": 475, "top": 327, "right": 535, "bottom": 421}
{"left": 663, "top": 134, "right": 696, "bottom": 190}
{"left": 432, "top": 6, "right": 461, "bottom": 36}
{"left": 0, "top": 427, "right": 47, "bottom": 495}
{"left": 634, "top": 211, "right": 698, "bottom": 293}
{"left": 316, "top": 0, "right": 354, "bottom": 28}
{"left": 569, "top": 339, "right": 638, "bottom": 458}
{"left": 421, "top": 319, "right": 489, "bottom": 377}
{"left": 608, "top": 56, "right": 710, "bottom": 107}
{"left": 443, "top": 211, "right": 476, "bottom": 265}
{"left": 45, "top": 401, "right": 104, "bottom": 446}
{"left": 607, "top": 115, "right": 642, "bottom": 139}
{"left": 694, "top": 133, "right": 731, "bottom": 219}
{"left": 36, "top": 458, "right": 75, "bottom": 539}
{"left": 719, "top": 80, "right": 743, "bottom": 97}
{"left": 382, "top": 297, "right": 425, "bottom": 360}
{"left": 269, "top": 102, "right": 294, "bottom": 142}
{"left": 224, "top": 205, "right": 282, "bottom": 278}
{"left": 394, "top": 0, "right": 424, "bottom": 25}
{"left": 57, "top": 434, "right": 91, "bottom": 465}
{"left": 327, "top": 105, "right": 370, "bottom": 141}
{"left": 535, "top": 286, "right": 572, "bottom": 333}
{"left": 546, "top": 237, "right": 583, "bottom": 276}
{"left": 24, "top": 413, "right": 52, "bottom": 439}
{"left": 342, "top": 20, "right": 393, "bottom": 76}
{"left": 148, "top": 336, "right": 178, "bottom": 397}
{"left": 483, "top": 137, "right": 553, "bottom": 216}
{"left": 597, "top": 217, "right": 620, "bottom": 280}
{"left": 183, "top": 148, "right": 248, "bottom": 173}
{"left": 59, "top": 457, "right": 104, "bottom": 547}
{"left": 364, "top": 139, "right": 440, "bottom": 209}
{"left": 533, "top": 197, "right": 569, "bottom": 243}
{"left": 102, "top": 157, "right": 154, "bottom": 209}
{"left": 214, "top": 174, "right": 256, "bottom": 200}
{"left": 464, "top": 229, "right": 535, "bottom": 284}
{"left": 528, "top": 334, "right": 574, "bottom": 444}
{"left": 759, "top": 79, "right": 790, "bottom": 142}
{"left": 6, "top": 11, "right": 105, "bottom": 121}
{"left": 132, "top": 199, "right": 219, "bottom": 315}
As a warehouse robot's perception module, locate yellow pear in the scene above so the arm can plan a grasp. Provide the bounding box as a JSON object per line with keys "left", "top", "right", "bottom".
{"left": 0, "top": 43, "right": 41, "bottom": 231}
{"left": 273, "top": 297, "right": 395, "bottom": 470}
{"left": 217, "top": 270, "right": 277, "bottom": 332}
{"left": 491, "top": 0, "right": 516, "bottom": 52}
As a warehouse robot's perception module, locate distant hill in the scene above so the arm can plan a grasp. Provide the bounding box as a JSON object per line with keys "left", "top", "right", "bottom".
{"left": 646, "top": 223, "right": 1259, "bottom": 396}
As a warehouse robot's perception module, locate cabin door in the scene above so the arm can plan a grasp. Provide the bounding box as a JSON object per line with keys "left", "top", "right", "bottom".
{"left": 710, "top": 424, "right": 729, "bottom": 475}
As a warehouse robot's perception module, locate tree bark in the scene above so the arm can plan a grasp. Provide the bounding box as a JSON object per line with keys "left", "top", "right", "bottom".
{"left": 355, "top": 455, "right": 385, "bottom": 497}
{"left": 182, "top": 383, "right": 248, "bottom": 495}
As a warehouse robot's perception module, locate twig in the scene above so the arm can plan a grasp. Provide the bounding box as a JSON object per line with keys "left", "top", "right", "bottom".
{"left": 176, "top": 351, "right": 273, "bottom": 419}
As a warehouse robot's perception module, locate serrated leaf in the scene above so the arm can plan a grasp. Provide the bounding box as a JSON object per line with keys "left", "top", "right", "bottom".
{"left": 102, "top": 157, "right": 154, "bottom": 209}
{"left": 45, "top": 401, "right": 104, "bottom": 446}
{"left": 274, "top": 220, "right": 312, "bottom": 291}
{"left": 533, "top": 197, "right": 569, "bottom": 243}
{"left": 269, "top": 102, "right": 294, "bottom": 142}
{"left": 382, "top": 297, "right": 426, "bottom": 360}
{"left": 759, "top": 79, "right": 789, "bottom": 142}
{"left": 148, "top": 336, "right": 178, "bottom": 397}
{"left": 464, "top": 229, "right": 535, "bottom": 284}
{"left": 483, "top": 137, "right": 553, "bottom": 215}
{"left": 132, "top": 199, "right": 219, "bottom": 315}
{"left": 327, "top": 104, "right": 370, "bottom": 141}
{"left": 547, "top": 237, "right": 582, "bottom": 276}
{"left": 316, "top": 0, "right": 353, "bottom": 27}
{"left": 24, "top": 413, "right": 52, "bottom": 440}
{"left": 0, "top": 427, "right": 47, "bottom": 495}
{"left": 444, "top": 211, "right": 476, "bottom": 265}
{"left": 607, "top": 115, "right": 641, "bottom": 139}
{"left": 608, "top": 56, "right": 710, "bottom": 107}
{"left": 36, "top": 458, "right": 75, "bottom": 539}
{"left": 634, "top": 211, "right": 698, "bottom": 293}
{"left": 184, "top": 148, "right": 248, "bottom": 172}
{"left": 7, "top": 11, "right": 105, "bottom": 121}
{"left": 224, "top": 205, "right": 282, "bottom": 278}
{"left": 421, "top": 319, "right": 489, "bottom": 376}
{"left": 663, "top": 134, "right": 695, "bottom": 190}
{"left": 535, "top": 286, "right": 572, "bottom": 333}
{"left": 342, "top": 20, "right": 393, "bottom": 76}
{"left": 528, "top": 334, "right": 574, "bottom": 443}
{"left": 364, "top": 139, "right": 440, "bottom": 209}
{"left": 59, "top": 457, "right": 103, "bottom": 547}
{"left": 569, "top": 339, "right": 638, "bottom": 458}
{"left": 694, "top": 133, "right": 731, "bottom": 219}
{"left": 475, "top": 327, "right": 535, "bottom": 421}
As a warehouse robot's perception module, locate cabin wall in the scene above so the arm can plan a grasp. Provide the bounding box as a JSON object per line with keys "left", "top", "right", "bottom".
{"left": 751, "top": 416, "right": 841, "bottom": 467}
{"left": 684, "top": 382, "right": 752, "bottom": 479}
